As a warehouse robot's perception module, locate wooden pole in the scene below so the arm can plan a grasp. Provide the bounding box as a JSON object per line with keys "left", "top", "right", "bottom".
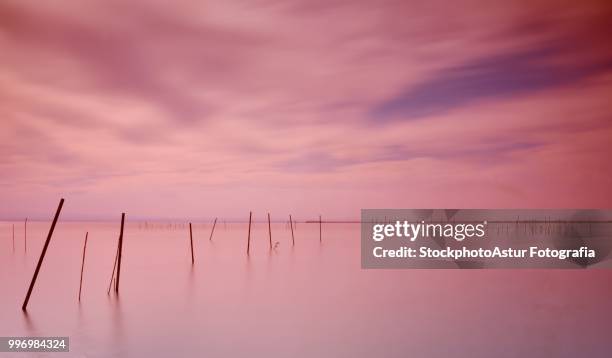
{"left": 209, "top": 217, "right": 217, "bottom": 241}
{"left": 115, "top": 213, "right": 125, "bottom": 293}
{"left": 78, "top": 232, "right": 88, "bottom": 301}
{"left": 24, "top": 218, "right": 27, "bottom": 253}
{"left": 289, "top": 215, "right": 295, "bottom": 246}
{"left": 107, "top": 245, "right": 119, "bottom": 295}
{"left": 189, "top": 223, "right": 195, "bottom": 264}
{"left": 268, "top": 213, "right": 272, "bottom": 250}
{"left": 247, "top": 211, "right": 252, "bottom": 255}
{"left": 22, "top": 198, "right": 64, "bottom": 311}
{"left": 319, "top": 215, "right": 322, "bottom": 243}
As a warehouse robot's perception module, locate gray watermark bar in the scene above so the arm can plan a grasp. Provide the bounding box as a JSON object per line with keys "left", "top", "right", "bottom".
{"left": 361, "top": 209, "right": 612, "bottom": 269}
{"left": 0, "top": 337, "right": 69, "bottom": 352}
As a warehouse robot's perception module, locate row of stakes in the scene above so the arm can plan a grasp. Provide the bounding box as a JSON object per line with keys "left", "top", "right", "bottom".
{"left": 19, "top": 198, "right": 324, "bottom": 311}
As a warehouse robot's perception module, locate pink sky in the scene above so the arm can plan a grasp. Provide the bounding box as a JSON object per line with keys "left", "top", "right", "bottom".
{"left": 1, "top": 0, "right": 611, "bottom": 220}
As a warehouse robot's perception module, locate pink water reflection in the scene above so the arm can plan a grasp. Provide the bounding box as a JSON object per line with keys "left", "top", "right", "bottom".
{"left": 1, "top": 221, "right": 611, "bottom": 357}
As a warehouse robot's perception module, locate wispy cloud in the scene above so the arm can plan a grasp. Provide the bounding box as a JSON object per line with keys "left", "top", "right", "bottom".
{"left": 371, "top": 42, "right": 612, "bottom": 121}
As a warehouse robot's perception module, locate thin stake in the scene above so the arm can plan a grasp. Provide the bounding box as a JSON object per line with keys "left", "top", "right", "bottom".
{"left": 22, "top": 198, "right": 64, "bottom": 311}
{"left": 267, "top": 213, "right": 272, "bottom": 250}
{"left": 115, "top": 213, "right": 125, "bottom": 293}
{"left": 24, "top": 218, "right": 27, "bottom": 253}
{"left": 209, "top": 217, "right": 217, "bottom": 241}
{"left": 189, "top": 223, "right": 195, "bottom": 264}
{"left": 289, "top": 215, "right": 295, "bottom": 246}
{"left": 319, "top": 215, "right": 322, "bottom": 243}
{"left": 78, "top": 232, "right": 89, "bottom": 301}
{"left": 247, "top": 211, "right": 252, "bottom": 255}
{"left": 107, "top": 244, "right": 119, "bottom": 295}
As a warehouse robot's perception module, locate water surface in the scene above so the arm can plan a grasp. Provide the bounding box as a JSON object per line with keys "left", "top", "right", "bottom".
{"left": 1, "top": 221, "right": 611, "bottom": 357}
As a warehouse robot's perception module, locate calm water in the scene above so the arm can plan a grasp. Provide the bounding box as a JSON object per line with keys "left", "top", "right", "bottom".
{"left": 1, "top": 220, "right": 611, "bottom": 357}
